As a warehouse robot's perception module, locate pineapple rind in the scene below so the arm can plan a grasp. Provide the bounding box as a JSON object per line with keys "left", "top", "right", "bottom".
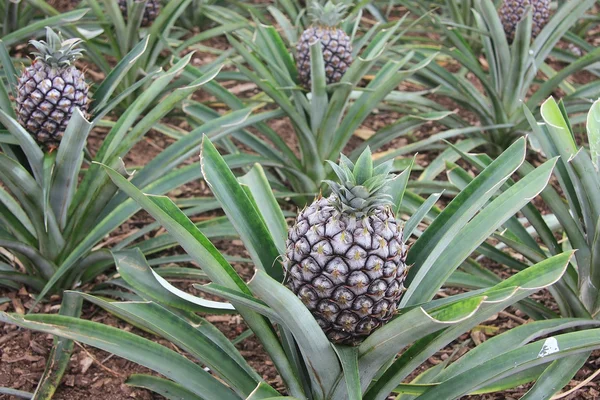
{"left": 17, "top": 29, "right": 90, "bottom": 148}
{"left": 284, "top": 196, "right": 407, "bottom": 346}
{"left": 17, "top": 61, "right": 90, "bottom": 148}
{"left": 499, "top": 0, "right": 550, "bottom": 41}
{"left": 296, "top": 26, "right": 353, "bottom": 87}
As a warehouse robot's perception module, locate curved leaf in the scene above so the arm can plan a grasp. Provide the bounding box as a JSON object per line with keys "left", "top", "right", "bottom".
{"left": 126, "top": 375, "right": 203, "bottom": 400}
{"left": 79, "top": 293, "right": 259, "bottom": 396}
{"left": 114, "top": 248, "right": 234, "bottom": 313}
{"left": 0, "top": 312, "right": 238, "bottom": 400}
{"left": 418, "top": 328, "right": 600, "bottom": 399}
{"left": 201, "top": 136, "right": 283, "bottom": 281}
{"left": 249, "top": 269, "right": 342, "bottom": 399}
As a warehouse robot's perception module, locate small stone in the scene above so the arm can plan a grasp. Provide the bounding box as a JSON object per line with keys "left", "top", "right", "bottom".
{"left": 80, "top": 356, "right": 94, "bottom": 374}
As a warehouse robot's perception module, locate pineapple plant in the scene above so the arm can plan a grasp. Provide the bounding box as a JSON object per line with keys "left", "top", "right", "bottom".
{"left": 216, "top": 9, "right": 427, "bottom": 196}
{"left": 80, "top": 0, "right": 192, "bottom": 112}
{"left": 284, "top": 149, "right": 408, "bottom": 345}
{"left": 118, "top": 0, "right": 160, "bottom": 27}
{"left": 439, "top": 98, "right": 600, "bottom": 394}
{"left": 402, "top": 0, "right": 597, "bottom": 156}
{"left": 499, "top": 0, "right": 550, "bottom": 41}
{"left": 0, "top": 45, "right": 233, "bottom": 299}
{"left": 296, "top": 0, "right": 353, "bottom": 87}
{"left": 16, "top": 27, "right": 90, "bottom": 149}
{"left": 4, "top": 137, "right": 596, "bottom": 400}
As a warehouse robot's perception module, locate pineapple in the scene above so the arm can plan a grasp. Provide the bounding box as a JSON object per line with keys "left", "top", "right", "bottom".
{"left": 283, "top": 149, "right": 408, "bottom": 345}
{"left": 118, "top": 0, "right": 160, "bottom": 27}
{"left": 17, "top": 28, "right": 90, "bottom": 149}
{"left": 296, "top": 0, "right": 353, "bottom": 87}
{"left": 499, "top": 0, "right": 550, "bottom": 42}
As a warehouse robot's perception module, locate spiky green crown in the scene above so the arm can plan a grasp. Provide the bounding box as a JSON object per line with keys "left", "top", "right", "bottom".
{"left": 325, "top": 148, "right": 395, "bottom": 217}
{"left": 29, "top": 27, "right": 84, "bottom": 68}
{"left": 308, "top": 0, "right": 349, "bottom": 28}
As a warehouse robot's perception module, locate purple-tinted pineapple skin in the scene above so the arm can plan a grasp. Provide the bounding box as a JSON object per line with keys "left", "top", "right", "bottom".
{"left": 284, "top": 195, "right": 407, "bottom": 346}
{"left": 17, "top": 60, "right": 89, "bottom": 148}
{"left": 295, "top": 26, "right": 353, "bottom": 87}
{"left": 499, "top": 0, "right": 550, "bottom": 41}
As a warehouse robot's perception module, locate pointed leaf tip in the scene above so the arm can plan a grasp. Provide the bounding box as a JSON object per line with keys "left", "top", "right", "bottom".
{"left": 353, "top": 147, "right": 373, "bottom": 185}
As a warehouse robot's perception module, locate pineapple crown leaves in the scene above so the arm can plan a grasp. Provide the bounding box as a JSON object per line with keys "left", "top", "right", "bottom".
{"left": 308, "top": 0, "right": 350, "bottom": 28}
{"left": 29, "top": 27, "right": 84, "bottom": 68}
{"left": 324, "top": 147, "right": 395, "bottom": 216}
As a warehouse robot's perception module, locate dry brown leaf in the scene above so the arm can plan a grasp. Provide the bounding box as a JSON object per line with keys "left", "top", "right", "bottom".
{"left": 354, "top": 127, "right": 376, "bottom": 140}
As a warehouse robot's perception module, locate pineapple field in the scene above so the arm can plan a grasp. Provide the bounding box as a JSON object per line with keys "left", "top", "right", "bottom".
{"left": 2, "top": 0, "right": 600, "bottom": 399}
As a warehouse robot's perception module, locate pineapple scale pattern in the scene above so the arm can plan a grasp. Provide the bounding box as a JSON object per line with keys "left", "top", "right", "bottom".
{"left": 284, "top": 196, "right": 408, "bottom": 346}
{"left": 296, "top": 27, "right": 353, "bottom": 87}
{"left": 17, "top": 61, "right": 90, "bottom": 147}
{"left": 499, "top": 0, "right": 550, "bottom": 41}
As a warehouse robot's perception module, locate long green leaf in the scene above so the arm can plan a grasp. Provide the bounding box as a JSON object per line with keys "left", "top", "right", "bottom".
{"left": 0, "top": 313, "right": 238, "bottom": 400}
{"left": 201, "top": 136, "right": 283, "bottom": 281}
{"left": 32, "top": 292, "right": 83, "bottom": 400}
{"left": 238, "top": 164, "right": 288, "bottom": 254}
{"left": 333, "top": 346, "right": 361, "bottom": 400}
{"left": 250, "top": 269, "right": 342, "bottom": 398}
{"left": 90, "top": 36, "right": 150, "bottom": 113}
{"left": 404, "top": 138, "right": 527, "bottom": 305}
{"left": 418, "top": 329, "right": 600, "bottom": 399}
{"left": 126, "top": 375, "right": 203, "bottom": 400}
{"left": 310, "top": 40, "right": 328, "bottom": 136}
{"left": 51, "top": 108, "right": 92, "bottom": 229}
{"left": 101, "top": 164, "right": 305, "bottom": 398}
{"left": 80, "top": 292, "right": 259, "bottom": 397}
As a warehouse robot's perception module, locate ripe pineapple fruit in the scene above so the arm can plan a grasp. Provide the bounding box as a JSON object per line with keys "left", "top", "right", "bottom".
{"left": 17, "top": 28, "right": 90, "bottom": 149}
{"left": 499, "top": 0, "right": 550, "bottom": 42}
{"left": 118, "top": 0, "right": 160, "bottom": 27}
{"left": 283, "top": 149, "right": 408, "bottom": 345}
{"left": 295, "top": 0, "right": 353, "bottom": 87}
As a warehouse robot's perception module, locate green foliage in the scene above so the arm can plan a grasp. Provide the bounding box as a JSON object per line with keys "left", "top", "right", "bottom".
{"left": 401, "top": 0, "right": 600, "bottom": 153}
{"left": 4, "top": 137, "right": 598, "bottom": 399}
{"left": 1, "top": 1, "right": 600, "bottom": 399}
{"left": 180, "top": 8, "right": 476, "bottom": 198}
{"left": 438, "top": 97, "right": 600, "bottom": 398}
{"left": 0, "top": 0, "right": 77, "bottom": 40}
{"left": 0, "top": 45, "right": 257, "bottom": 298}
